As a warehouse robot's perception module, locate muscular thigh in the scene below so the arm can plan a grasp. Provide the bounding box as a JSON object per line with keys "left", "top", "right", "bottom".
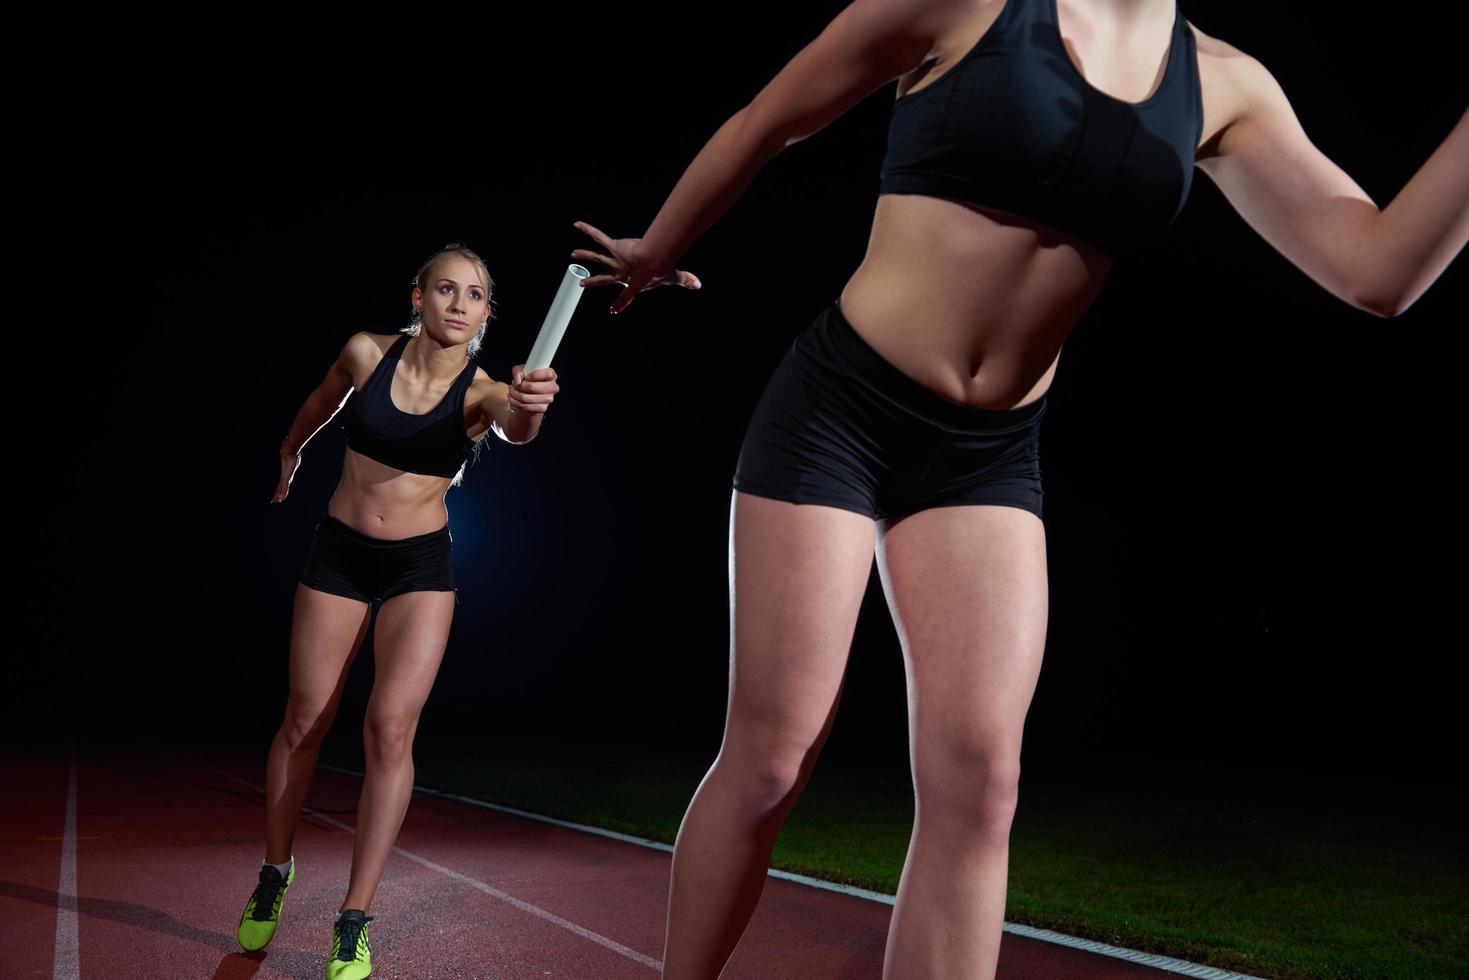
{"left": 876, "top": 505, "right": 1049, "bottom": 760}
{"left": 724, "top": 491, "right": 876, "bottom": 751}
{"left": 368, "top": 590, "right": 456, "bottom": 720}
{"left": 289, "top": 583, "right": 372, "bottom": 709}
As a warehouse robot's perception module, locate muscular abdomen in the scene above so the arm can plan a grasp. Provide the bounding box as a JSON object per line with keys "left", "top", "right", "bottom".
{"left": 838, "top": 193, "right": 1112, "bottom": 410}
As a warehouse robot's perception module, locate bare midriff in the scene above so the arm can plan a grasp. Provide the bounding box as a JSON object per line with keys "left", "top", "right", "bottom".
{"left": 326, "top": 449, "right": 456, "bottom": 540}
{"left": 837, "top": 192, "right": 1115, "bottom": 411}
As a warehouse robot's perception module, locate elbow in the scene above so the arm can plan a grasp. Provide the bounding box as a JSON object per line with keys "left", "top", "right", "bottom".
{"left": 1348, "top": 266, "right": 1406, "bottom": 318}
{"left": 1348, "top": 231, "right": 1414, "bottom": 318}
{"left": 1353, "top": 291, "right": 1406, "bottom": 319}
{"left": 1345, "top": 215, "right": 1409, "bottom": 318}
{"left": 493, "top": 420, "right": 536, "bottom": 446}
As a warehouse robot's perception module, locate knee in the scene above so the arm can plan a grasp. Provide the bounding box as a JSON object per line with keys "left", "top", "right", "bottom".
{"left": 279, "top": 702, "right": 336, "bottom": 753}
{"left": 914, "top": 738, "right": 1022, "bottom": 843}
{"left": 715, "top": 734, "right": 819, "bottom": 824}
{"left": 363, "top": 714, "right": 416, "bottom": 768}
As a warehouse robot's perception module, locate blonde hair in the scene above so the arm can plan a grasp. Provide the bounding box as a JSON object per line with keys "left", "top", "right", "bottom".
{"left": 404, "top": 243, "right": 495, "bottom": 358}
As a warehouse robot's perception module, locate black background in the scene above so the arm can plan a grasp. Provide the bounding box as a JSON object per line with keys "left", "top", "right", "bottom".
{"left": 16, "top": 3, "right": 1466, "bottom": 800}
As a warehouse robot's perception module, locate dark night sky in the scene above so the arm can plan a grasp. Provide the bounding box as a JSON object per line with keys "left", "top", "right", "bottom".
{"left": 16, "top": 4, "right": 1466, "bottom": 793}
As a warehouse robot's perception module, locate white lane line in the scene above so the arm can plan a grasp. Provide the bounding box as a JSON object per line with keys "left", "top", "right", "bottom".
{"left": 999, "top": 922, "right": 1265, "bottom": 979}
{"left": 362, "top": 835, "right": 662, "bottom": 971}
{"left": 204, "top": 764, "right": 661, "bottom": 973}
{"left": 52, "top": 758, "right": 79, "bottom": 980}
{"left": 316, "top": 763, "right": 1265, "bottom": 980}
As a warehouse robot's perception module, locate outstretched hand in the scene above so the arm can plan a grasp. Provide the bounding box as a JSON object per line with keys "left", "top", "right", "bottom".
{"left": 571, "top": 220, "right": 701, "bottom": 315}
{"left": 508, "top": 364, "right": 559, "bottom": 416}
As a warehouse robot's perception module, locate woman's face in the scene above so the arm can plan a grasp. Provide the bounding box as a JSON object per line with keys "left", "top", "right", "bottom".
{"left": 414, "top": 255, "right": 489, "bottom": 345}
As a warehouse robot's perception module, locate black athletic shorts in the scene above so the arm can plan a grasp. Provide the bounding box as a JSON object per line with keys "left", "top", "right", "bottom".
{"left": 732, "top": 301, "right": 1048, "bottom": 522}
{"left": 299, "top": 514, "right": 457, "bottom": 604}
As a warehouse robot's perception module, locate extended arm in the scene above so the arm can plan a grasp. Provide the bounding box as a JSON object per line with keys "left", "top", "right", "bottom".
{"left": 280, "top": 336, "right": 359, "bottom": 459}
{"left": 1198, "top": 50, "right": 1468, "bottom": 318}
{"left": 630, "top": 0, "right": 951, "bottom": 279}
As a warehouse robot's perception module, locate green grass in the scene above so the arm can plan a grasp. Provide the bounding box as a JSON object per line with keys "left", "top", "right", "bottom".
{"left": 322, "top": 741, "right": 1467, "bottom": 980}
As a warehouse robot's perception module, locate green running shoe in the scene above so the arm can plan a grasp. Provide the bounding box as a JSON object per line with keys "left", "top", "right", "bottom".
{"left": 326, "top": 909, "right": 373, "bottom": 979}
{"left": 237, "top": 862, "right": 295, "bottom": 951}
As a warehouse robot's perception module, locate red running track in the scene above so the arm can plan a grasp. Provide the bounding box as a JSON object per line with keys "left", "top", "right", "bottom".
{"left": 2, "top": 750, "right": 1189, "bottom": 979}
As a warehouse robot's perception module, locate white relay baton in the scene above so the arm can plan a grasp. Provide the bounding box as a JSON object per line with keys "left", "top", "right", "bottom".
{"left": 525, "top": 264, "right": 590, "bottom": 372}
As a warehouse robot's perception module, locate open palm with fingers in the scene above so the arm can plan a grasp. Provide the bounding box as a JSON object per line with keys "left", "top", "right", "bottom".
{"left": 571, "top": 220, "right": 702, "bottom": 314}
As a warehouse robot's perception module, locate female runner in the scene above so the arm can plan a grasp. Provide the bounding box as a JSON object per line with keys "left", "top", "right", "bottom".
{"left": 234, "top": 244, "right": 560, "bottom": 979}
{"left": 571, "top": 0, "right": 1468, "bottom": 976}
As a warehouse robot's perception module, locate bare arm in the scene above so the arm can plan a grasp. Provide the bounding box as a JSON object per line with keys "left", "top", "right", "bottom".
{"left": 279, "top": 334, "right": 364, "bottom": 458}
{"left": 631, "top": 0, "right": 955, "bottom": 278}
{"left": 1198, "top": 48, "right": 1469, "bottom": 318}
{"left": 479, "top": 376, "right": 545, "bottom": 446}
{"left": 477, "top": 366, "right": 558, "bottom": 445}
{"left": 477, "top": 377, "right": 519, "bottom": 444}
{"left": 1364, "top": 109, "right": 1469, "bottom": 315}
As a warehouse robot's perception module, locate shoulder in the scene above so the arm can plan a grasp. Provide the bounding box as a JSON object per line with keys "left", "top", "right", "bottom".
{"left": 1189, "top": 22, "right": 1274, "bottom": 90}
{"left": 837, "top": 0, "right": 980, "bottom": 53}
{"left": 467, "top": 364, "right": 506, "bottom": 401}
{"left": 342, "top": 330, "right": 403, "bottom": 359}
{"left": 338, "top": 331, "right": 404, "bottom": 388}
{"left": 1188, "top": 22, "right": 1291, "bottom": 159}
{"left": 744, "top": 0, "right": 974, "bottom": 147}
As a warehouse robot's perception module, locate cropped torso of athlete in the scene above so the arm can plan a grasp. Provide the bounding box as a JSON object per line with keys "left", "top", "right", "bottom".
{"left": 839, "top": 0, "right": 1209, "bottom": 410}
{"left": 329, "top": 331, "right": 499, "bottom": 539}
{"left": 276, "top": 254, "right": 558, "bottom": 539}
{"left": 579, "top": 0, "right": 1460, "bottom": 405}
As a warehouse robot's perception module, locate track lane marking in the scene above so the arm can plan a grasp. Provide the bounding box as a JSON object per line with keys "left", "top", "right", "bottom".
{"left": 316, "top": 763, "right": 1266, "bottom": 980}
{"left": 204, "top": 763, "right": 662, "bottom": 973}
{"left": 51, "top": 758, "right": 79, "bottom": 980}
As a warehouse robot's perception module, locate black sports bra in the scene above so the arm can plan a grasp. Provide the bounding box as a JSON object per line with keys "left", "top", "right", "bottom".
{"left": 878, "top": 0, "right": 1204, "bottom": 258}
{"left": 342, "top": 333, "right": 479, "bottom": 479}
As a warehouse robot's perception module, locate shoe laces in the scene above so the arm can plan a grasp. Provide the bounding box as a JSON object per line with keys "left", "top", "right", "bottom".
{"left": 334, "top": 911, "right": 373, "bottom": 962}
{"left": 249, "top": 866, "right": 287, "bottom": 921}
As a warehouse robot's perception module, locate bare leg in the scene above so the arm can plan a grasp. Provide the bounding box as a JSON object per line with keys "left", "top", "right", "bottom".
{"left": 263, "top": 584, "right": 372, "bottom": 864}
{"left": 661, "top": 491, "right": 876, "bottom": 979}
{"left": 340, "top": 589, "right": 455, "bottom": 912}
{"left": 875, "top": 505, "right": 1049, "bottom": 980}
